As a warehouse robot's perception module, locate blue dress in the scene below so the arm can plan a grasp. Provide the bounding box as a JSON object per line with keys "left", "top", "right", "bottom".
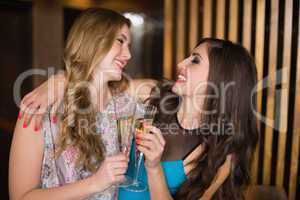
{"left": 118, "top": 142, "right": 187, "bottom": 200}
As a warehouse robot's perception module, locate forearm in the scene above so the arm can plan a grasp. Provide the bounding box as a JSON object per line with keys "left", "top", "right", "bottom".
{"left": 146, "top": 165, "right": 173, "bottom": 200}
{"left": 16, "top": 176, "right": 101, "bottom": 200}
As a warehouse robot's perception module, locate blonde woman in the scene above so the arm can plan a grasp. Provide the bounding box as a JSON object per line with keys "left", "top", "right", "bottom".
{"left": 9, "top": 8, "right": 134, "bottom": 200}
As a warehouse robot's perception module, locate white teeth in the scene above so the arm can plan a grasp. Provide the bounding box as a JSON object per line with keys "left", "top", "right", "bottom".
{"left": 178, "top": 74, "right": 186, "bottom": 81}
{"left": 115, "top": 60, "right": 123, "bottom": 68}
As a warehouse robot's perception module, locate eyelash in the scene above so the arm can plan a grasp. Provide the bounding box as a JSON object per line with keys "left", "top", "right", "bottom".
{"left": 117, "top": 38, "right": 124, "bottom": 44}
{"left": 191, "top": 57, "right": 200, "bottom": 64}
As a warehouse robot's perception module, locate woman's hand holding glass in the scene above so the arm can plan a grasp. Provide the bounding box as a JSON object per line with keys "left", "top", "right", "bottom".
{"left": 90, "top": 153, "right": 129, "bottom": 192}
{"left": 135, "top": 124, "right": 165, "bottom": 170}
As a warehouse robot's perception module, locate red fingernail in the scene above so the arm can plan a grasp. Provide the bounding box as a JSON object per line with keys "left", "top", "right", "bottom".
{"left": 34, "top": 127, "right": 39, "bottom": 132}
{"left": 52, "top": 116, "right": 57, "bottom": 124}
{"left": 18, "top": 112, "right": 22, "bottom": 119}
{"left": 23, "top": 123, "right": 27, "bottom": 128}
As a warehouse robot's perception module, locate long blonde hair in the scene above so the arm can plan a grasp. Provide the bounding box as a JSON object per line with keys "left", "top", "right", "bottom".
{"left": 57, "top": 8, "right": 130, "bottom": 172}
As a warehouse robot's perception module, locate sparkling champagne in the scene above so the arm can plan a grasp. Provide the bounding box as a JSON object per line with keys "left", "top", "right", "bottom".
{"left": 117, "top": 116, "right": 134, "bottom": 153}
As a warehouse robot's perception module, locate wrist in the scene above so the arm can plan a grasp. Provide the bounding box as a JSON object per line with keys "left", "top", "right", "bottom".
{"left": 145, "top": 163, "right": 162, "bottom": 174}
{"left": 86, "top": 174, "right": 109, "bottom": 194}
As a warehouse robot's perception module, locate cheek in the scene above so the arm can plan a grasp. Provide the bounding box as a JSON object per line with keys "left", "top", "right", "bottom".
{"left": 187, "top": 68, "right": 208, "bottom": 95}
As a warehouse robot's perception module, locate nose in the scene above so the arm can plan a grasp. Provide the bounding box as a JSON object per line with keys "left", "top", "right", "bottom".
{"left": 121, "top": 45, "right": 131, "bottom": 61}
{"left": 177, "top": 59, "right": 186, "bottom": 72}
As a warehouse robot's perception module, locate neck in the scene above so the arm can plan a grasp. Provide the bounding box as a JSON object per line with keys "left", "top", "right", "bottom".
{"left": 177, "top": 96, "right": 203, "bottom": 130}
{"left": 90, "top": 80, "right": 112, "bottom": 113}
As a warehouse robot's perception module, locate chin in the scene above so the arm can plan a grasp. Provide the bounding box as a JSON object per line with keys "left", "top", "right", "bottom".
{"left": 172, "top": 83, "right": 185, "bottom": 96}
{"left": 107, "top": 73, "right": 122, "bottom": 81}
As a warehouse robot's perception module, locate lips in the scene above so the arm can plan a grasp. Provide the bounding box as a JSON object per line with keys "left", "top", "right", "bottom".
{"left": 115, "top": 59, "right": 126, "bottom": 71}
{"left": 176, "top": 70, "right": 187, "bottom": 83}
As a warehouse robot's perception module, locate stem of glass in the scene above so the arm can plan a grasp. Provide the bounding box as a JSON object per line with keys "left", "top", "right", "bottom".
{"left": 132, "top": 151, "right": 144, "bottom": 184}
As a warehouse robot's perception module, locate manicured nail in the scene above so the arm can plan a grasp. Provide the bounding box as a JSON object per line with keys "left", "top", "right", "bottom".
{"left": 52, "top": 116, "right": 57, "bottom": 124}
{"left": 18, "top": 112, "right": 22, "bottom": 119}
{"left": 23, "top": 122, "right": 27, "bottom": 128}
{"left": 34, "top": 127, "right": 39, "bottom": 132}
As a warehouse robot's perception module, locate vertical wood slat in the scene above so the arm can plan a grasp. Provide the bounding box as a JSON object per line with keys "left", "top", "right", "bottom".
{"left": 252, "top": 0, "right": 266, "bottom": 184}
{"left": 189, "top": 0, "right": 199, "bottom": 51}
{"left": 263, "top": 0, "right": 279, "bottom": 185}
{"left": 176, "top": 0, "right": 186, "bottom": 63}
{"left": 228, "top": 0, "right": 238, "bottom": 42}
{"left": 216, "top": 0, "right": 225, "bottom": 39}
{"left": 242, "top": 0, "right": 252, "bottom": 51}
{"left": 276, "top": 0, "right": 293, "bottom": 188}
{"left": 163, "top": 0, "right": 173, "bottom": 79}
{"left": 255, "top": 0, "right": 265, "bottom": 118}
{"left": 288, "top": 10, "right": 300, "bottom": 199}
{"left": 203, "top": 0, "right": 212, "bottom": 37}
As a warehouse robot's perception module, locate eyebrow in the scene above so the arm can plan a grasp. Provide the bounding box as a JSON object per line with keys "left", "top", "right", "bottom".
{"left": 191, "top": 52, "right": 203, "bottom": 59}
{"left": 120, "top": 34, "right": 128, "bottom": 41}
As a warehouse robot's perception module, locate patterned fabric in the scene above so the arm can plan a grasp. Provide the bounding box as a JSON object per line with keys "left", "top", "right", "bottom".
{"left": 40, "top": 93, "right": 138, "bottom": 200}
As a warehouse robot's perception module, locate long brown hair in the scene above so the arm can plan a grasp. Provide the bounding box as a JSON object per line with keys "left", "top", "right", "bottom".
{"left": 151, "top": 38, "right": 258, "bottom": 199}
{"left": 56, "top": 8, "right": 130, "bottom": 172}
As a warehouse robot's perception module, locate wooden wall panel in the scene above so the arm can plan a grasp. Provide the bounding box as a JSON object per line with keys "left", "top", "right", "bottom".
{"left": 253, "top": 0, "right": 266, "bottom": 185}
{"left": 263, "top": 0, "right": 279, "bottom": 185}
{"left": 163, "top": 0, "right": 173, "bottom": 79}
{"left": 228, "top": 0, "right": 238, "bottom": 42}
{"left": 189, "top": 0, "right": 199, "bottom": 51}
{"left": 176, "top": 0, "right": 186, "bottom": 63}
{"left": 216, "top": 0, "right": 225, "bottom": 39}
{"left": 276, "top": 0, "right": 293, "bottom": 188}
{"left": 202, "top": 0, "right": 212, "bottom": 37}
{"left": 242, "top": 0, "right": 252, "bottom": 51}
{"left": 289, "top": 10, "right": 300, "bottom": 200}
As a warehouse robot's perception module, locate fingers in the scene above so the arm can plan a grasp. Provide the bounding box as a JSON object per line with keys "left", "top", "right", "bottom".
{"left": 136, "top": 145, "right": 152, "bottom": 156}
{"left": 19, "top": 99, "right": 33, "bottom": 120}
{"left": 136, "top": 131, "right": 162, "bottom": 151}
{"left": 114, "top": 175, "right": 126, "bottom": 183}
{"left": 33, "top": 114, "right": 44, "bottom": 132}
{"left": 136, "top": 139, "right": 155, "bottom": 151}
{"left": 22, "top": 103, "right": 35, "bottom": 128}
{"left": 50, "top": 101, "right": 61, "bottom": 122}
{"left": 146, "top": 125, "right": 166, "bottom": 146}
{"left": 145, "top": 125, "right": 165, "bottom": 146}
{"left": 107, "top": 153, "right": 129, "bottom": 162}
{"left": 111, "top": 161, "right": 128, "bottom": 169}
{"left": 113, "top": 167, "right": 128, "bottom": 176}
{"left": 20, "top": 92, "right": 35, "bottom": 113}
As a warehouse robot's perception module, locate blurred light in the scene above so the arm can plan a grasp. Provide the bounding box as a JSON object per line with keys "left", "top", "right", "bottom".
{"left": 123, "top": 12, "right": 144, "bottom": 26}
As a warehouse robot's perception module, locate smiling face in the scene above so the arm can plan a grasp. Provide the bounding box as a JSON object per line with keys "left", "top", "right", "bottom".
{"left": 172, "top": 43, "right": 210, "bottom": 97}
{"left": 94, "top": 25, "right": 131, "bottom": 82}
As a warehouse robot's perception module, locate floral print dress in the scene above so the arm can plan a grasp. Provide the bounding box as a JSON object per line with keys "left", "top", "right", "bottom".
{"left": 40, "top": 93, "right": 139, "bottom": 200}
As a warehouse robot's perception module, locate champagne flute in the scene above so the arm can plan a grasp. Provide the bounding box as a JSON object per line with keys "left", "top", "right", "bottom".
{"left": 124, "top": 104, "right": 157, "bottom": 192}
{"left": 117, "top": 115, "right": 134, "bottom": 155}
{"left": 115, "top": 101, "right": 136, "bottom": 187}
